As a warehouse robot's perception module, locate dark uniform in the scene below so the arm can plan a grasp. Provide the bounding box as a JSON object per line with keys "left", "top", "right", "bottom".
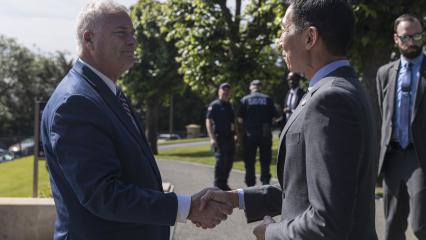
{"left": 206, "top": 99, "right": 235, "bottom": 190}
{"left": 238, "top": 92, "right": 277, "bottom": 186}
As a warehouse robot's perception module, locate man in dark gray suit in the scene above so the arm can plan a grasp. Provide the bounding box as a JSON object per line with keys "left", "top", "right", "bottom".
{"left": 200, "top": 0, "right": 378, "bottom": 239}
{"left": 376, "top": 14, "right": 426, "bottom": 240}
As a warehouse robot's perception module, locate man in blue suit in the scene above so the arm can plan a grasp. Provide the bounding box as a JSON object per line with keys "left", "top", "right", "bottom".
{"left": 41, "top": 1, "right": 231, "bottom": 239}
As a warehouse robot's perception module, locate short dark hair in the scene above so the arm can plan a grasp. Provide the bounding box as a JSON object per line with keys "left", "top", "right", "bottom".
{"left": 394, "top": 14, "right": 424, "bottom": 32}
{"left": 287, "top": 72, "right": 303, "bottom": 82}
{"left": 287, "top": 0, "right": 355, "bottom": 56}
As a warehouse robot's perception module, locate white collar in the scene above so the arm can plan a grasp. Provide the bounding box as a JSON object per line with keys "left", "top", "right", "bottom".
{"left": 78, "top": 58, "right": 117, "bottom": 94}
{"left": 290, "top": 87, "right": 299, "bottom": 94}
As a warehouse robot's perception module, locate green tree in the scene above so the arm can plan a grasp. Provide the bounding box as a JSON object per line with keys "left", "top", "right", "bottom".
{"left": 350, "top": 1, "right": 426, "bottom": 113}
{"left": 0, "top": 35, "right": 72, "bottom": 139}
{"left": 122, "top": 0, "right": 183, "bottom": 154}
{"left": 162, "top": 0, "right": 286, "bottom": 98}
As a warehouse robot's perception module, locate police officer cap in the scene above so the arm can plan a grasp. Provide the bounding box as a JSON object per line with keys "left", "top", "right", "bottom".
{"left": 250, "top": 79, "right": 262, "bottom": 86}
{"left": 219, "top": 82, "right": 231, "bottom": 89}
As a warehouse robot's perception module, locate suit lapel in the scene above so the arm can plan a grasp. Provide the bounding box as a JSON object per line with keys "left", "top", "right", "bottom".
{"left": 127, "top": 104, "right": 163, "bottom": 182}
{"left": 276, "top": 66, "right": 357, "bottom": 185}
{"left": 72, "top": 62, "right": 162, "bottom": 182}
{"left": 276, "top": 76, "right": 329, "bottom": 184}
{"left": 279, "top": 75, "right": 331, "bottom": 146}
{"left": 72, "top": 62, "right": 143, "bottom": 146}
{"left": 387, "top": 61, "right": 399, "bottom": 124}
{"left": 413, "top": 57, "right": 426, "bottom": 122}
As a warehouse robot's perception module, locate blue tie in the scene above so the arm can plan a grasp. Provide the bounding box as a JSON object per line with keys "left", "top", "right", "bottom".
{"left": 117, "top": 88, "right": 140, "bottom": 133}
{"left": 399, "top": 63, "right": 412, "bottom": 149}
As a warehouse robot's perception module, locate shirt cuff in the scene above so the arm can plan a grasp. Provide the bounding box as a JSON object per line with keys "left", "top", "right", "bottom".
{"left": 176, "top": 195, "right": 191, "bottom": 223}
{"left": 237, "top": 188, "right": 245, "bottom": 210}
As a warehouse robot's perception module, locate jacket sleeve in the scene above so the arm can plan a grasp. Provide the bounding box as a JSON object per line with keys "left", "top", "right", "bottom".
{"left": 243, "top": 184, "right": 283, "bottom": 222}
{"left": 266, "top": 87, "right": 366, "bottom": 239}
{"left": 48, "top": 94, "right": 178, "bottom": 226}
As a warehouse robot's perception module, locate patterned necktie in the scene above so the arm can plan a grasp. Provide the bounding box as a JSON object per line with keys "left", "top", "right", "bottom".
{"left": 399, "top": 62, "right": 412, "bottom": 148}
{"left": 117, "top": 88, "right": 140, "bottom": 132}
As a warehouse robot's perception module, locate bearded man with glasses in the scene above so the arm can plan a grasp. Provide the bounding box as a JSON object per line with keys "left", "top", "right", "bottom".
{"left": 376, "top": 13, "right": 426, "bottom": 240}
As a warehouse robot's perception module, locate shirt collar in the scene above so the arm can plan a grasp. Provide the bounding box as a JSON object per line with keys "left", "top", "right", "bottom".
{"left": 290, "top": 87, "right": 299, "bottom": 94}
{"left": 400, "top": 53, "right": 424, "bottom": 68}
{"left": 308, "top": 59, "right": 351, "bottom": 90}
{"left": 77, "top": 58, "right": 117, "bottom": 94}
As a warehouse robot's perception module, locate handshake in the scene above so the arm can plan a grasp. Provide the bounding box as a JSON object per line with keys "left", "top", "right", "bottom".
{"left": 186, "top": 187, "right": 275, "bottom": 240}
{"left": 187, "top": 187, "right": 239, "bottom": 229}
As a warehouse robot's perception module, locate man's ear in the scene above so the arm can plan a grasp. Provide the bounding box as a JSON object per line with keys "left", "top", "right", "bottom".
{"left": 83, "top": 31, "right": 94, "bottom": 48}
{"left": 305, "top": 26, "right": 318, "bottom": 50}
{"left": 393, "top": 33, "right": 399, "bottom": 45}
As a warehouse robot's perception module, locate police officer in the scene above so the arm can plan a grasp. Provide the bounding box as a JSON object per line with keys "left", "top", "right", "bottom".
{"left": 206, "top": 83, "right": 236, "bottom": 191}
{"left": 238, "top": 80, "right": 278, "bottom": 186}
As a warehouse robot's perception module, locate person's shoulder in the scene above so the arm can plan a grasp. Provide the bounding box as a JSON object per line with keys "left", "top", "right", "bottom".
{"left": 255, "top": 92, "right": 269, "bottom": 98}
{"left": 311, "top": 80, "right": 362, "bottom": 114}
{"left": 210, "top": 99, "right": 224, "bottom": 109}
{"left": 241, "top": 94, "right": 251, "bottom": 101}
{"left": 209, "top": 99, "right": 221, "bottom": 105}
{"left": 378, "top": 59, "right": 399, "bottom": 74}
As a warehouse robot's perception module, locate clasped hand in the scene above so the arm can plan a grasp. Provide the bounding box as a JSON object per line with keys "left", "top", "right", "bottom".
{"left": 188, "top": 187, "right": 234, "bottom": 229}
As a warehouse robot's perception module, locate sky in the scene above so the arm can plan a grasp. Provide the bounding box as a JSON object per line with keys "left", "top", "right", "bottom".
{"left": 0, "top": 0, "right": 139, "bottom": 57}
{"left": 0, "top": 0, "right": 244, "bottom": 58}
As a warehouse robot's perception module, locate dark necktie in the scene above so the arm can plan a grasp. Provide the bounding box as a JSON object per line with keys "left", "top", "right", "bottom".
{"left": 117, "top": 88, "right": 140, "bottom": 132}
{"left": 289, "top": 92, "right": 295, "bottom": 109}
{"left": 399, "top": 62, "right": 412, "bottom": 148}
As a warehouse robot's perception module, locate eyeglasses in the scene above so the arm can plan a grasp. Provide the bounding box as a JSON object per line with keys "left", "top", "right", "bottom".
{"left": 397, "top": 32, "right": 424, "bottom": 43}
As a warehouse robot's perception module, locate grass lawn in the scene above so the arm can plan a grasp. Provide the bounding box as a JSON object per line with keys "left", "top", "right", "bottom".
{"left": 158, "top": 137, "right": 208, "bottom": 146}
{"left": 0, "top": 156, "right": 51, "bottom": 197}
{"left": 0, "top": 137, "right": 383, "bottom": 197}
{"left": 157, "top": 137, "right": 280, "bottom": 179}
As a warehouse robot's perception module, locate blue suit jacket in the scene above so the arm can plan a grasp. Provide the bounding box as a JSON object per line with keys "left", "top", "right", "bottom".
{"left": 41, "top": 60, "right": 177, "bottom": 240}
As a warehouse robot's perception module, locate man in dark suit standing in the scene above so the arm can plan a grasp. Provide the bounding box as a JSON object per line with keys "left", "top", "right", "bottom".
{"left": 282, "top": 72, "right": 305, "bottom": 127}
{"left": 376, "top": 14, "right": 426, "bottom": 240}
{"left": 40, "top": 1, "right": 231, "bottom": 239}
{"left": 200, "top": 0, "right": 378, "bottom": 239}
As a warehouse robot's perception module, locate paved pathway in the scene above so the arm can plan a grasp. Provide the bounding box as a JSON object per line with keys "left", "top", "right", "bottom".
{"left": 157, "top": 159, "right": 416, "bottom": 240}
{"left": 158, "top": 141, "right": 209, "bottom": 151}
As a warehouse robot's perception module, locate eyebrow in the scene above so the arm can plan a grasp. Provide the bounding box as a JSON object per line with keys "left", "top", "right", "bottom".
{"left": 114, "top": 25, "right": 134, "bottom": 30}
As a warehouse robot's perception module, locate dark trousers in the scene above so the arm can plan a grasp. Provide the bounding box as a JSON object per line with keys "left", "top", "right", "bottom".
{"left": 383, "top": 145, "right": 426, "bottom": 240}
{"left": 243, "top": 133, "right": 272, "bottom": 186}
{"left": 213, "top": 135, "right": 235, "bottom": 188}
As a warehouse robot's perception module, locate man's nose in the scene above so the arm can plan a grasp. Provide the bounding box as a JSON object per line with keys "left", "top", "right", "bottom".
{"left": 127, "top": 34, "right": 136, "bottom": 46}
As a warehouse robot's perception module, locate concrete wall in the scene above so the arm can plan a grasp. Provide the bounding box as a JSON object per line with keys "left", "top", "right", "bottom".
{"left": 0, "top": 184, "right": 174, "bottom": 240}
{"left": 0, "top": 198, "right": 55, "bottom": 240}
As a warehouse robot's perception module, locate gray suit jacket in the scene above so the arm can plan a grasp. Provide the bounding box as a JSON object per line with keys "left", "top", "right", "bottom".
{"left": 376, "top": 55, "right": 426, "bottom": 174}
{"left": 243, "top": 66, "right": 378, "bottom": 240}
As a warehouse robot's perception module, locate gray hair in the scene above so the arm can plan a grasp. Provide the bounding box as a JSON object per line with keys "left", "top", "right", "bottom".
{"left": 75, "top": 0, "right": 129, "bottom": 54}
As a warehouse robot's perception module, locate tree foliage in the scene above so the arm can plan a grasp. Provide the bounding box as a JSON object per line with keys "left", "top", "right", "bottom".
{"left": 0, "top": 36, "right": 72, "bottom": 138}
{"left": 121, "top": 0, "right": 426, "bottom": 144}
{"left": 162, "top": 0, "right": 286, "bottom": 97}
{"left": 349, "top": 0, "right": 426, "bottom": 117}
{"left": 122, "top": 0, "right": 184, "bottom": 153}
{"left": 350, "top": 0, "right": 426, "bottom": 81}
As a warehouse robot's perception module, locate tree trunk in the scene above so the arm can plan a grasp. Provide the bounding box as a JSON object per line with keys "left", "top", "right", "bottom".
{"left": 145, "top": 94, "right": 160, "bottom": 155}
{"left": 359, "top": 44, "right": 393, "bottom": 184}
{"left": 360, "top": 45, "right": 393, "bottom": 121}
